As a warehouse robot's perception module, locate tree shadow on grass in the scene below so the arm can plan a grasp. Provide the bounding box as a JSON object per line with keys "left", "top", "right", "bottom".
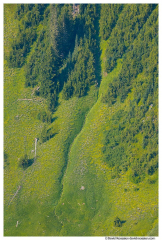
{"left": 40, "top": 127, "right": 58, "bottom": 144}
{"left": 121, "top": 220, "right": 126, "bottom": 225}
{"left": 51, "top": 116, "right": 58, "bottom": 123}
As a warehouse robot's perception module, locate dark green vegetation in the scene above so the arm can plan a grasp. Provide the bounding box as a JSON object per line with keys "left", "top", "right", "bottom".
{"left": 19, "top": 154, "right": 34, "bottom": 170}
{"left": 101, "top": 5, "right": 158, "bottom": 184}
{"left": 4, "top": 4, "right": 158, "bottom": 236}
{"left": 7, "top": 4, "right": 98, "bottom": 111}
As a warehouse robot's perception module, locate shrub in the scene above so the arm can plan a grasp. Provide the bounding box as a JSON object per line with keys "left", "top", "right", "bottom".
{"left": 142, "top": 135, "right": 149, "bottom": 149}
{"left": 148, "top": 178, "right": 156, "bottom": 184}
{"left": 4, "top": 152, "right": 9, "bottom": 168}
{"left": 134, "top": 187, "right": 139, "bottom": 191}
{"left": 19, "top": 154, "right": 34, "bottom": 169}
{"left": 129, "top": 168, "right": 143, "bottom": 184}
{"left": 147, "top": 165, "right": 155, "bottom": 175}
{"left": 114, "top": 217, "right": 122, "bottom": 227}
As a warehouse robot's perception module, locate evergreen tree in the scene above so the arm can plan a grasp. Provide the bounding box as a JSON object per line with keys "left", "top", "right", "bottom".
{"left": 49, "top": 5, "right": 59, "bottom": 58}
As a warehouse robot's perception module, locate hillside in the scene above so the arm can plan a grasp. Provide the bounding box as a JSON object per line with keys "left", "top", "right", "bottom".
{"left": 4, "top": 4, "right": 158, "bottom": 236}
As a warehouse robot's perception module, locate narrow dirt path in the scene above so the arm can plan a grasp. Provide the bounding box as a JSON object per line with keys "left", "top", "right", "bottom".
{"left": 8, "top": 185, "right": 21, "bottom": 206}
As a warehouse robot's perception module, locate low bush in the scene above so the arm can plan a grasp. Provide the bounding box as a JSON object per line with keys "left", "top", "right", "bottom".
{"left": 114, "top": 217, "right": 122, "bottom": 227}
{"left": 19, "top": 154, "right": 34, "bottom": 169}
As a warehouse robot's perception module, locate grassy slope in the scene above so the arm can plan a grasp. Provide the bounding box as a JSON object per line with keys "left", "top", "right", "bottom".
{"left": 55, "top": 58, "right": 158, "bottom": 236}
{"left": 4, "top": 4, "right": 158, "bottom": 237}
{"left": 55, "top": 10, "right": 158, "bottom": 237}
{"left": 4, "top": 4, "right": 98, "bottom": 236}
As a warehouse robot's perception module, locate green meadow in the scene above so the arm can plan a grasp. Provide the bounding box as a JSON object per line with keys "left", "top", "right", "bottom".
{"left": 4, "top": 4, "right": 158, "bottom": 236}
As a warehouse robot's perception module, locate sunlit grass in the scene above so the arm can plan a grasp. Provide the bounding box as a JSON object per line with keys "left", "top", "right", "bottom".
{"left": 4, "top": 4, "right": 158, "bottom": 237}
